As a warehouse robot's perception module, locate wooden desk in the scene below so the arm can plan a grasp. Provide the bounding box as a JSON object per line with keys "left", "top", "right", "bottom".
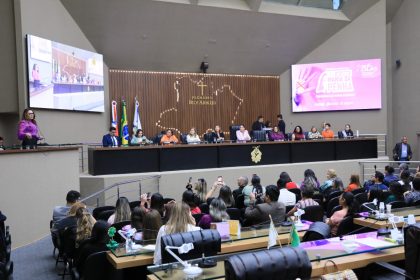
{"left": 107, "top": 231, "right": 305, "bottom": 269}
{"left": 354, "top": 208, "right": 420, "bottom": 229}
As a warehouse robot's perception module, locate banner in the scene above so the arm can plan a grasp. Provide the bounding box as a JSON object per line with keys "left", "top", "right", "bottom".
{"left": 111, "top": 100, "right": 119, "bottom": 136}
{"left": 120, "top": 100, "right": 129, "bottom": 145}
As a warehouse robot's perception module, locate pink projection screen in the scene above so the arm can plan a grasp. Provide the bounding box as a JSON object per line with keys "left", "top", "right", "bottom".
{"left": 291, "top": 59, "right": 381, "bottom": 112}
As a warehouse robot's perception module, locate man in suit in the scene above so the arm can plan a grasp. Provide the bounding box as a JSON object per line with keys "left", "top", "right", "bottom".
{"left": 251, "top": 116, "right": 265, "bottom": 133}
{"left": 244, "top": 185, "right": 286, "bottom": 226}
{"left": 393, "top": 136, "right": 412, "bottom": 162}
{"left": 102, "top": 127, "right": 121, "bottom": 147}
{"left": 277, "top": 114, "right": 286, "bottom": 135}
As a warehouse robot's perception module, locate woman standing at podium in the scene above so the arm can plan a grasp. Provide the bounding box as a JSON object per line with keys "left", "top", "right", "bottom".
{"left": 17, "top": 108, "right": 42, "bottom": 149}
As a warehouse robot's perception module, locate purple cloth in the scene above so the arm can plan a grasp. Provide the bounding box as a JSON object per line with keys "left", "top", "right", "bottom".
{"left": 17, "top": 120, "right": 39, "bottom": 140}
{"left": 268, "top": 131, "right": 285, "bottom": 141}
{"left": 198, "top": 214, "right": 213, "bottom": 229}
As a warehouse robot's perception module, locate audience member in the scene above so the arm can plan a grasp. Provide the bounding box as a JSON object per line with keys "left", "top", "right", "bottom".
{"left": 108, "top": 197, "right": 131, "bottom": 225}
{"left": 142, "top": 209, "right": 162, "bottom": 241}
{"left": 198, "top": 198, "right": 230, "bottom": 229}
{"left": 277, "top": 114, "right": 286, "bottom": 135}
{"left": 236, "top": 124, "right": 251, "bottom": 143}
{"left": 102, "top": 126, "right": 121, "bottom": 147}
{"left": 218, "top": 186, "right": 235, "bottom": 208}
{"left": 162, "top": 201, "right": 176, "bottom": 224}
{"left": 232, "top": 176, "right": 248, "bottom": 206}
{"left": 320, "top": 169, "right": 337, "bottom": 194}
{"left": 160, "top": 129, "right": 179, "bottom": 145}
{"left": 268, "top": 126, "right": 285, "bottom": 141}
{"left": 153, "top": 202, "right": 201, "bottom": 265}
{"left": 321, "top": 123, "right": 334, "bottom": 139}
{"left": 277, "top": 178, "right": 296, "bottom": 207}
{"left": 366, "top": 171, "right": 388, "bottom": 192}
{"left": 53, "top": 202, "right": 86, "bottom": 231}
{"left": 186, "top": 127, "right": 201, "bottom": 144}
{"left": 209, "top": 125, "right": 225, "bottom": 143}
{"left": 393, "top": 136, "right": 412, "bottom": 162}
{"left": 326, "top": 192, "right": 358, "bottom": 236}
{"left": 75, "top": 207, "right": 96, "bottom": 248}
{"left": 279, "top": 172, "right": 299, "bottom": 189}
{"left": 140, "top": 193, "right": 165, "bottom": 217}
{"left": 326, "top": 177, "right": 344, "bottom": 196}
{"left": 291, "top": 126, "right": 305, "bottom": 140}
{"left": 307, "top": 126, "right": 322, "bottom": 140}
{"left": 399, "top": 170, "right": 413, "bottom": 192}
{"left": 404, "top": 177, "right": 420, "bottom": 205}
{"left": 205, "top": 177, "right": 226, "bottom": 201}
{"left": 182, "top": 190, "right": 201, "bottom": 214}
{"left": 52, "top": 190, "right": 81, "bottom": 224}
{"left": 131, "top": 129, "right": 152, "bottom": 145}
{"left": 131, "top": 206, "right": 144, "bottom": 238}
{"left": 287, "top": 185, "right": 319, "bottom": 216}
{"left": 384, "top": 166, "right": 399, "bottom": 185}
{"left": 300, "top": 169, "right": 320, "bottom": 190}
{"left": 385, "top": 181, "right": 405, "bottom": 204}
{"left": 345, "top": 174, "right": 361, "bottom": 192}
{"left": 243, "top": 175, "right": 266, "bottom": 206}
{"left": 18, "top": 108, "right": 42, "bottom": 149}
{"left": 244, "top": 185, "right": 285, "bottom": 225}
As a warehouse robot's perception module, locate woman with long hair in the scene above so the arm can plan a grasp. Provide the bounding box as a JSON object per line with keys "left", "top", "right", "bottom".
{"left": 291, "top": 125, "right": 305, "bottom": 141}
{"left": 345, "top": 174, "right": 361, "bottom": 192}
{"left": 108, "top": 197, "right": 131, "bottom": 225}
{"left": 218, "top": 186, "right": 235, "bottom": 208}
{"left": 142, "top": 209, "right": 162, "bottom": 241}
{"left": 153, "top": 202, "right": 200, "bottom": 265}
{"left": 186, "top": 127, "right": 201, "bottom": 144}
{"left": 300, "top": 169, "right": 320, "bottom": 190}
{"left": 326, "top": 192, "right": 359, "bottom": 236}
{"left": 75, "top": 207, "right": 96, "bottom": 247}
{"left": 18, "top": 108, "right": 42, "bottom": 149}
{"left": 198, "top": 198, "right": 230, "bottom": 229}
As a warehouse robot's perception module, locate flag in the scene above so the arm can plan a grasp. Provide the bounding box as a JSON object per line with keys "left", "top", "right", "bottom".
{"left": 133, "top": 97, "right": 142, "bottom": 134}
{"left": 120, "top": 100, "right": 129, "bottom": 146}
{"left": 111, "top": 100, "right": 119, "bottom": 136}
{"left": 290, "top": 223, "right": 300, "bottom": 247}
{"left": 267, "top": 215, "right": 278, "bottom": 249}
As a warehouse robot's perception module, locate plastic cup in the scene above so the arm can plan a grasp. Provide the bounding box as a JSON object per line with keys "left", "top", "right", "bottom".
{"left": 386, "top": 204, "right": 392, "bottom": 214}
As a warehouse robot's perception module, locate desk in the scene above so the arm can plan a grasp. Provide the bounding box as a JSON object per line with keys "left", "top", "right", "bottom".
{"left": 89, "top": 138, "right": 377, "bottom": 175}
{"left": 354, "top": 206, "right": 420, "bottom": 229}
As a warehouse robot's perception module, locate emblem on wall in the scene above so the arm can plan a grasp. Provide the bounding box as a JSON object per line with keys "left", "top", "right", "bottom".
{"left": 251, "top": 146, "right": 262, "bottom": 164}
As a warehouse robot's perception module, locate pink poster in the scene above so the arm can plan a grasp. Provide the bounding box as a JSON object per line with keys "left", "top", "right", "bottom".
{"left": 291, "top": 59, "right": 381, "bottom": 112}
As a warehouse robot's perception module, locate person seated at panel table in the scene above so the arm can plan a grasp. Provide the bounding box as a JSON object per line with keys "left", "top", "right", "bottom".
{"left": 307, "top": 126, "right": 322, "bottom": 140}
{"left": 268, "top": 126, "right": 285, "bottom": 141}
{"left": 287, "top": 184, "right": 319, "bottom": 217}
{"left": 404, "top": 177, "right": 420, "bottom": 205}
{"left": 236, "top": 125, "right": 251, "bottom": 143}
{"left": 321, "top": 123, "right": 334, "bottom": 139}
{"left": 153, "top": 202, "right": 201, "bottom": 265}
{"left": 0, "top": 136, "right": 5, "bottom": 150}
{"left": 160, "top": 129, "right": 179, "bottom": 145}
{"left": 244, "top": 185, "right": 286, "bottom": 226}
{"left": 325, "top": 192, "right": 358, "bottom": 236}
{"left": 198, "top": 198, "right": 230, "bottom": 229}
{"left": 186, "top": 127, "right": 201, "bottom": 144}
{"left": 291, "top": 126, "right": 305, "bottom": 141}
{"left": 102, "top": 126, "right": 121, "bottom": 147}
{"left": 131, "top": 129, "right": 152, "bottom": 145}
{"left": 210, "top": 125, "right": 225, "bottom": 143}
{"left": 339, "top": 124, "right": 354, "bottom": 138}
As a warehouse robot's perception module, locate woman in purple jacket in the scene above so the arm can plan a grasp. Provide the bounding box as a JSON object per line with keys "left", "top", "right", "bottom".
{"left": 268, "top": 126, "right": 285, "bottom": 141}
{"left": 17, "top": 108, "right": 42, "bottom": 149}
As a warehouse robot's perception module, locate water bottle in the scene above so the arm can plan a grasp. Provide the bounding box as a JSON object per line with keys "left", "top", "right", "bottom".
{"left": 379, "top": 202, "right": 385, "bottom": 218}
{"left": 126, "top": 238, "right": 133, "bottom": 253}
{"left": 356, "top": 130, "right": 359, "bottom": 138}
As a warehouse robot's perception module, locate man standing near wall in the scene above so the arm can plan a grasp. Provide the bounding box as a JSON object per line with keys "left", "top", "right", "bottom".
{"left": 393, "top": 136, "right": 412, "bottom": 162}
{"left": 277, "top": 114, "right": 286, "bottom": 135}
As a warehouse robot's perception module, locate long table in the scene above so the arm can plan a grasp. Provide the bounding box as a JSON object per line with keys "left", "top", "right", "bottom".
{"left": 89, "top": 138, "right": 377, "bottom": 175}
{"left": 354, "top": 206, "right": 420, "bottom": 229}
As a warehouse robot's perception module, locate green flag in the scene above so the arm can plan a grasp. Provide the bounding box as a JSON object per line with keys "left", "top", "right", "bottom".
{"left": 120, "top": 100, "right": 129, "bottom": 146}
{"left": 290, "top": 223, "right": 300, "bottom": 247}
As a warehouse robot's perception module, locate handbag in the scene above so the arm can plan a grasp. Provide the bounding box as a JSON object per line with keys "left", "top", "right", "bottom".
{"left": 320, "top": 260, "right": 358, "bottom": 280}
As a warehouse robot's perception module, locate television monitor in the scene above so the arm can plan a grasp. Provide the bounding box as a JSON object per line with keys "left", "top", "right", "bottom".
{"left": 26, "top": 34, "right": 105, "bottom": 112}
{"left": 291, "top": 58, "right": 381, "bottom": 113}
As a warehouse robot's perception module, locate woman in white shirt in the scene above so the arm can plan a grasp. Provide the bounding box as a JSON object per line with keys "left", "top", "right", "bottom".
{"left": 153, "top": 202, "right": 201, "bottom": 265}
{"left": 236, "top": 125, "right": 251, "bottom": 143}
{"left": 186, "top": 127, "right": 201, "bottom": 144}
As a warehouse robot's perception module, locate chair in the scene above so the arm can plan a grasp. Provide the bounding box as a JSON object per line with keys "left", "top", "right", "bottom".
{"left": 199, "top": 203, "right": 209, "bottom": 214}
{"left": 285, "top": 205, "right": 294, "bottom": 215}
{"left": 229, "top": 125, "right": 241, "bottom": 141}
{"left": 180, "top": 133, "right": 188, "bottom": 144}
{"left": 71, "top": 251, "right": 111, "bottom": 280}
{"left": 326, "top": 191, "right": 343, "bottom": 202}
{"left": 92, "top": 206, "right": 115, "bottom": 220}
{"left": 224, "top": 247, "right": 312, "bottom": 280}
{"left": 354, "top": 192, "right": 368, "bottom": 205}
{"left": 110, "top": 220, "right": 131, "bottom": 243}
{"left": 252, "top": 130, "right": 266, "bottom": 142}
{"left": 335, "top": 216, "right": 357, "bottom": 236}
{"left": 192, "top": 213, "right": 204, "bottom": 226}
{"left": 226, "top": 208, "right": 241, "bottom": 221}
{"left": 97, "top": 210, "right": 115, "bottom": 221}
{"left": 58, "top": 226, "right": 77, "bottom": 279}
{"left": 330, "top": 205, "right": 342, "bottom": 217}
{"left": 326, "top": 197, "right": 339, "bottom": 218}
{"left": 351, "top": 188, "right": 365, "bottom": 195}
{"left": 301, "top": 205, "right": 324, "bottom": 222}
{"left": 129, "top": 201, "right": 140, "bottom": 209}
{"left": 388, "top": 201, "right": 407, "bottom": 209}
{"left": 161, "top": 229, "right": 221, "bottom": 264}
{"left": 302, "top": 222, "right": 331, "bottom": 242}
{"left": 234, "top": 194, "right": 245, "bottom": 210}
{"left": 288, "top": 188, "right": 302, "bottom": 201}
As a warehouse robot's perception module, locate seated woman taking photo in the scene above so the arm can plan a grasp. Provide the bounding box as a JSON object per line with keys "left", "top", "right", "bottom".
{"left": 198, "top": 198, "right": 230, "bottom": 229}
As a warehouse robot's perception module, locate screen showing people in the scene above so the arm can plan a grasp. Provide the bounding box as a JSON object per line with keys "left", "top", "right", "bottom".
{"left": 291, "top": 58, "right": 381, "bottom": 113}
{"left": 27, "top": 34, "right": 105, "bottom": 112}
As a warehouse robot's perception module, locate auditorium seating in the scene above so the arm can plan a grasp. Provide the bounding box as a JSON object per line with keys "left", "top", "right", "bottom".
{"left": 252, "top": 130, "right": 266, "bottom": 142}
{"left": 301, "top": 205, "right": 324, "bottom": 222}
{"left": 335, "top": 216, "right": 358, "bottom": 236}
{"left": 302, "top": 221, "right": 331, "bottom": 242}
{"left": 326, "top": 197, "right": 340, "bottom": 218}
{"left": 71, "top": 251, "right": 111, "bottom": 280}
{"left": 354, "top": 192, "right": 368, "bottom": 205}
{"left": 92, "top": 206, "right": 115, "bottom": 220}
{"left": 97, "top": 210, "right": 115, "bottom": 222}
{"left": 226, "top": 208, "right": 241, "bottom": 221}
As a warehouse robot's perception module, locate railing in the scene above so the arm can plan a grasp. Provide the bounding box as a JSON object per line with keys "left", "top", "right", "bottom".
{"left": 358, "top": 160, "right": 419, "bottom": 183}
{"left": 79, "top": 175, "right": 161, "bottom": 208}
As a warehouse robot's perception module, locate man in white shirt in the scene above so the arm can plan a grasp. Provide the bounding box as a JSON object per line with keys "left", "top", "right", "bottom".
{"left": 277, "top": 178, "right": 296, "bottom": 206}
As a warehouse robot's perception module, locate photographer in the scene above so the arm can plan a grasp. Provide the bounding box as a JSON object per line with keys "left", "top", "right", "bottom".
{"left": 205, "top": 176, "right": 226, "bottom": 202}
{"left": 243, "top": 175, "right": 266, "bottom": 207}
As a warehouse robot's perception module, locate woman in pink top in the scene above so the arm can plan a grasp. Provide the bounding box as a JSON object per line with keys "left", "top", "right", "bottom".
{"left": 18, "top": 108, "right": 42, "bottom": 149}
{"left": 236, "top": 125, "right": 251, "bottom": 143}
{"left": 32, "top": 64, "right": 40, "bottom": 89}
{"left": 326, "top": 192, "right": 357, "bottom": 236}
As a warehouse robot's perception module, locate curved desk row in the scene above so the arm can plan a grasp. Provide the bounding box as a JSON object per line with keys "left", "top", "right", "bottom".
{"left": 89, "top": 138, "right": 377, "bottom": 175}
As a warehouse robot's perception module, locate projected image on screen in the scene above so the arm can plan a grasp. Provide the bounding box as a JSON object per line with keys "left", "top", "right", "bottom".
{"left": 27, "top": 35, "right": 104, "bottom": 112}
{"left": 291, "top": 59, "right": 381, "bottom": 113}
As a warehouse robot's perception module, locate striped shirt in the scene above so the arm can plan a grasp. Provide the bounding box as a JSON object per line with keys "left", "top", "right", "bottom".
{"left": 295, "top": 198, "right": 319, "bottom": 209}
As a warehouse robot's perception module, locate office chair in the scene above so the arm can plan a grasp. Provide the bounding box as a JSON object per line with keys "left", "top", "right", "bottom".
{"left": 92, "top": 206, "right": 115, "bottom": 220}
{"left": 229, "top": 125, "right": 241, "bottom": 142}
{"left": 302, "top": 221, "right": 331, "bottom": 242}
{"left": 252, "top": 130, "right": 266, "bottom": 142}
{"left": 301, "top": 205, "right": 324, "bottom": 222}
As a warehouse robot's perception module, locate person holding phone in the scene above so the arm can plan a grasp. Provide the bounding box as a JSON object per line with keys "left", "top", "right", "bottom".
{"left": 205, "top": 176, "right": 225, "bottom": 201}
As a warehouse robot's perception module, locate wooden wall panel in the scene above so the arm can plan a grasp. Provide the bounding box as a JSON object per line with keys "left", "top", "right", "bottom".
{"left": 109, "top": 70, "right": 280, "bottom": 138}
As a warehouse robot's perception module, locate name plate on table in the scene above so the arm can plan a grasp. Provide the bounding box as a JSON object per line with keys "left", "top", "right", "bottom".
{"left": 210, "top": 222, "right": 230, "bottom": 239}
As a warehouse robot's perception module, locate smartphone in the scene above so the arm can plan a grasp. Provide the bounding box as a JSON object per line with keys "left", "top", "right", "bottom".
{"left": 147, "top": 192, "right": 151, "bottom": 199}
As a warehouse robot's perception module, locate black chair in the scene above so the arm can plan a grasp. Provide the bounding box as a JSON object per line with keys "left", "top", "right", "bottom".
{"left": 388, "top": 200, "right": 407, "bottom": 209}
{"left": 224, "top": 247, "right": 312, "bottom": 280}
{"left": 72, "top": 251, "right": 111, "bottom": 280}
{"left": 302, "top": 222, "right": 331, "bottom": 242}
{"left": 226, "top": 208, "right": 241, "bottom": 221}
{"left": 92, "top": 206, "right": 115, "bottom": 220}
{"left": 330, "top": 205, "right": 342, "bottom": 217}
{"left": 326, "top": 191, "right": 343, "bottom": 202}
{"left": 97, "top": 210, "right": 115, "bottom": 221}
{"left": 285, "top": 205, "right": 294, "bottom": 215}
{"left": 129, "top": 201, "right": 140, "bottom": 209}
{"left": 252, "top": 130, "right": 266, "bottom": 142}
{"left": 229, "top": 125, "right": 241, "bottom": 142}
{"left": 354, "top": 192, "right": 368, "bottom": 206}
{"left": 301, "top": 205, "right": 324, "bottom": 222}
{"left": 234, "top": 194, "right": 245, "bottom": 210}
{"left": 326, "top": 197, "right": 340, "bottom": 218}
{"left": 351, "top": 188, "right": 365, "bottom": 195}
{"left": 288, "top": 188, "right": 302, "bottom": 201}
{"left": 192, "top": 213, "right": 204, "bottom": 226}
{"left": 199, "top": 203, "right": 209, "bottom": 214}
{"left": 336, "top": 216, "right": 359, "bottom": 236}
{"left": 180, "top": 133, "right": 188, "bottom": 144}
{"left": 161, "top": 229, "right": 221, "bottom": 264}
{"left": 110, "top": 220, "right": 131, "bottom": 243}
{"left": 58, "top": 226, "right": 77, "bottom": 279}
